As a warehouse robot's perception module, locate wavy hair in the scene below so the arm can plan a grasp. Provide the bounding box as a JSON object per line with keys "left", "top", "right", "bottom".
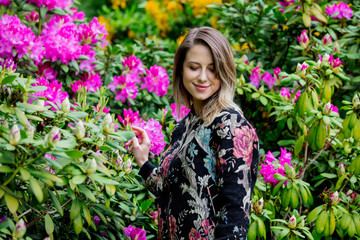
{"left": 173, "top": 26, "right": 241, "bottom": 125}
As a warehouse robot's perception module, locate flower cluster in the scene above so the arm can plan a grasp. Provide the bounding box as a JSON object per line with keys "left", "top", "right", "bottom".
{"left": 31, "top": 77, "right": 69, "bottom": 108}
{"left": 71, "top": 73, "right": 103, "bottom": 93}
{"left": 118, "top": 109, "right": 166, "bottom": 156}
{"left": 0, "top": 14, "right": 43, "bottom": 63}
{"left": 279, "top": 0, "right": 294, "bottom": 7}
{"left": 318, "top": 54, "right": 342, "bottom": 73}
{"left": 142, "top": 65, "right": 169, "bottom": 97}
{"left": 249, "top": 66, "right": 279, "bottom": 90}
{"left": 170, "top": 103, "right": 190, "bottom": 122}
{"left": 124, "top": 225, "right": 147, "bottom": 240}
{"left": 0, "top": 58, "right": 17, "bottom": 72}
{"left": 0, "top": 0, "right": 11, "bottom": 7}
{"left": 108, "top": 75, "right": 138, "bottom": 102}
{"left": 260, "top": 148, "right": 292, "bottom": 185}
{"left": 325, "top": 2, "right": 353, "bottom": 20}
{"left": 280, "top": 88, "right": 301, "bottom": 102}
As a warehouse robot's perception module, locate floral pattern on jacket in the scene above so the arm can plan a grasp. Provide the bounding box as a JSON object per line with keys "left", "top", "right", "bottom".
{"left": 139, "top": 108, "right": 259, "bottom": 240}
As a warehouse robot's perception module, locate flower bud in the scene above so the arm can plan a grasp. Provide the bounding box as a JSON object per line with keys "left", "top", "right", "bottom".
{"left": 26, "top": 124, "right": 36, "bottom": 139}
{"left": 297, "top": 30, "right": 309, "bottom": 49}
{"left": 352, "top": 93, "right": 360, "bottom": 109}
{"left": 46, "top": 127, "right": 61, "bottom": 147}
{"left": 36, "top": 100, "right": 45, "bottom": 107}
{"left": 333, "top": 41, "right": 340, "bottom": 54}
{"left": 239, "top": 54, "right": 249, "bottom": 65}
{"left": 102, "top": 114, "right": 114, "bottom": 133}
{"left": 61, "top": 97, "right": 70, "bottom": 113}
{"left": 315, "top": 59, "right": 322, "bottom": 69}
{"left": 296, "top": 63, "right": 308, "bottom": 78}
{"left": 123, "top": 159, "right": 133, "bottom": 174}
{"left": 9, "top": 124, "right": 21, "bottom": 146}
{"left": 254, "top": 197, "right": 264, "bottom": 214}
{"left": 0, "top": 58, "right": 17, "bottom": 73}
{"left": 75, "top": 121, "right": 85, "bottom": 140}
{"left": 13, "top": 219, "right": 26, "bottom": 239}
{"left": 337, "top": 162, "right": 345, "bottom": 177}
{"left": 322, "top": 53, "right": 330, "bottom": 64}
{"left": 297, "top": 218, "right": 305, "bottom": 228}
{"left": 96, "top": 135, "right": 104, "bottom": 146}
{"left": 288, "top": 215, "right": 297, "bottom": 229}
{"left": 322, "top": 102, "right": 332, "bottom": 115}
{"left": 151, "top": 211, "right": 158, "bottom": 225}
{"left": 285, "top": 166, "right": 296, "bottom": 179}
{"left": 322, "top": 34, "right": 332, "bottom": 46}
{"left": 86, "top": 158, "right": 97, "bottom": 175}
{"left": 1, "top": 119, "right": 9, "bottom": 129}
{"left": 115, "top": 157, "right": 123, "bottom": 171}
{"left": 330, "top": 191, "right": 340, "bottom": 206}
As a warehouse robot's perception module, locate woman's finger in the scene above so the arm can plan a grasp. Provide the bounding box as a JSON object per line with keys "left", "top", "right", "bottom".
{"left": 132, "top": 126, "right": 150, "bottom": 145}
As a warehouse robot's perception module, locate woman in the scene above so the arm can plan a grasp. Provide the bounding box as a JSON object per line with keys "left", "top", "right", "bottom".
{"left": 128, "top": 26, "right": 259, "bottom": 239}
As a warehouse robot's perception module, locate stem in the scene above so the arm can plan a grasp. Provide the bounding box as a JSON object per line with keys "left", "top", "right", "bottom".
{"left": 25, "top": 148, "right": 49, "bottom": 166}
{"left": 38, "top": 7, "right": 42, "bottom": 34}
{"left": 339, "top": 173, "right": 354, "bottom": 194}
{"left": 2, "top": 168, "right": 19, "bottom": 187}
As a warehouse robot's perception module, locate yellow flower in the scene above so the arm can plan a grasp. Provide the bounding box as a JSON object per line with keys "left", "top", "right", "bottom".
{"left": 314, "top": 31, "right": 320, "bottom": 36}
{"left": 232, "top": 42, "right": 241, "bottom": 51}
{"left": 98, "top": 16, "right": 114, "bottom": 42}
{"left": 128, "top": 30, "right": 135, "bottom": 38}
{"left": 177, "top": 34, "right": 186, "bottom": 46}
{"left": 165, "top": 0, "right": 183, "bottom": 17}
{"left": 210, "top": 16, "right": 218, "bottom": 28}
{"left": 146, "top": 0, "right": 170, "bottom": 36}
{"left": 111, "top": 0, "right": 127, "bottom": 9}
{"left": 282, "top": 25, "right": 288, "bottom": 31}
{"left": 187, "top": 0, "right": 222, "bottom": 16}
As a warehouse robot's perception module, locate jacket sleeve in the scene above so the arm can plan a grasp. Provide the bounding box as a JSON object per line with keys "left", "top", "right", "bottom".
{"left": 212, "top": 111, "right": 259, "bottom": 239}
{"left": 139, "top": 161, "right": 158, "bottom": 195}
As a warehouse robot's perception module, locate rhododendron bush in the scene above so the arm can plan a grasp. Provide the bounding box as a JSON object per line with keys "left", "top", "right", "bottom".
{"left": 1, "top": 0, "right": 360, "bottom": 239}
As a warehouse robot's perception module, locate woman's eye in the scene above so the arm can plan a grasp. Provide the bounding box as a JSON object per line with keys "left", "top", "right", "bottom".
{"left": 190, "top": 66, "right": 198, "bottom": 70}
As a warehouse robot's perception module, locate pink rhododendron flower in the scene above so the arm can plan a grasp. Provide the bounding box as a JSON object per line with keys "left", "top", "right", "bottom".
{"left": 25, "top": 0, "right": 74, "bottom": 10}
{"left": 151, "top": 211, "right": 158, "bottom": 225}
{"left": 249, "top": 66, "right": 261, "bottom": 89}
{"left": 93, "top": 216, "right": 101, "bottom": 226}
{"left": 240, "top": 54, "right": 249, "bottom": 64}
{"left": 24, "top": 11, "right": 39, "bottom": 23}
{"left": 142, "top": 65, "right": 169, "bottom": 97}
{"left": 296, "top": 62, "right": 309, "bottom": 78}
{"left": 280, "top": 88, "right": 301, "bottom": 102}
{"left": 325, "top": 2, "right": 353, "bottom": 20}
{"left": 31, "top": 77, "right": 68, "bottom": 108}
{"left": 262, "top": 72, "right": 276, "bottom": 90}
{"left": 0, "top": 14, "right": 44, "bottom": 62}
{"left": 122, "top": 55, "right": 145, "bottom": 75}
{"left": 279, "top": 0, "right": 294, "bottom": 7}
{"left": 118, "top": 108, "right": 141, "bottom": 126}
{"left": 78, "top": 45, "right": 96, "bottom": 72}
{"left": 78, "top": 17, "right": 107, "bottom": 47}
{"left": 108, "top": 75, "right": 138, "bottom": 102}
{"left": 71, "top": 73, "right": 102, "bottom": 93}
{"left": 0, "top": 0, "right": 11, "bottom": 7}
{"left": 260, "top": 148, "right": 292, "bottom": 185}
{"left": 70, "top": 8, "right": 85, "bottom": 21}
{"left": 124, "top": 225, "right": 146, "bottom": 240}
{"left": 274, "top": 67, "right": 281, "bottom": 80}
{"left": 0, "top": 58, "right": 17, "bottom": 72}
{"left": 297, "top": 30, "right": 309, "bottom": 49}
{"left": 170, "top": 103, "right": 190, "bottom": 122}
{"left": 36, "top": 62, "right": 57, "bottom": 81}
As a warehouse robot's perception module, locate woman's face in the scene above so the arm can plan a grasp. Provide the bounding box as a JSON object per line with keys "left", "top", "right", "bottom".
{"left": 182, "top": 44, "right": 221, "bottom": 113}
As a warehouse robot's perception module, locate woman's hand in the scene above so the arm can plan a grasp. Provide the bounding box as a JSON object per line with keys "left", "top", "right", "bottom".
{"left": 126, "top": 126, "right": 151, "bottom": 168}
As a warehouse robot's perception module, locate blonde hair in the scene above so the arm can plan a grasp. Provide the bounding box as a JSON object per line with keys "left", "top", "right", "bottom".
{"left": 173, "top": 26, "right": 241, "bottom": 125}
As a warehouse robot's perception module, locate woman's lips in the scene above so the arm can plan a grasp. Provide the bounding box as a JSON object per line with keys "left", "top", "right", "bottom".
{"left": 194, "top": 84, "right": 209, "bottom": 91}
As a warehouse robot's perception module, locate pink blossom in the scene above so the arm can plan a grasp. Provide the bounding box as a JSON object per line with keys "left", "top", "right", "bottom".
{"left": 45, "top": 154, "right": 56, "bottom": 174}
{"left": 118, "top": 108, "right": 140, "bottom": 126}
{"left": 71, "top": 73, "right": 102, "bottom": 93}
{"left": 240, "top": 54, "right": 249, "bottom": 64}
{"left": 280, "top": 87, "right": 291, "bottom": 100}
{"left": 132, "top": 118, "right": 166, "bottom": 156}
{"left": 325, "top": 2, "right": 353, "bottom": 20}
{"left": 0, "top": 58, "right": 17, "bottom": 72}
{"left": 279, "top": 0, "right": 294, "bottom": 7}
{"left": 31, "top": 77, "right": 69, "bottom": 108}
{"left": 260, "top": 148, "right": 292, "bottom": 185}
{"left": 124, "top": 225, "right": 146, "bottom": 240}
{"left": 274, "top": 67, "right": 281, "bottom": 80}
{"left": 297, "top": 30, "right": 309, "bottom": 49}
{"left": 292, "top": 89, "right": 301, "bottom": 102}
{"left": 108, "top": 75, "right": 138, "bottom": 103}
{"left": 70, "top": 8, "right": 85, "bottom": 21}
{"left": 36, "top": 62, "right": 57, "bottom": 81}
{"left": 24, "top": 11, "right": 39, "bottom": 22}
{"left": 0, "top": 14, "right": 44, "bottom": 62}
{"left": 0, "top": 0, "right": 11, "bottom": 6}
{"left": 79, "top": 45, "right": 96, "bottom": 72}
{"left": 122, "top": 55, "right": 145, "bottom": 75}
{"left": 93, "top": 216, "right": 101, "bottom": 226}
{"left": 170, "top": 103, "right": 190, "bottom": 122}
{"left": 78, "top": 17, "right": 108, "bottom": 47}
{"left": 142, "top": 65, "right": 169, "bottom": 97}
{"left": 249, "top": 66, "right": 261, "bottom": 89}
{"left": 25, "top": 0, "right": 74, "bottom": 10}
{"left": 262, "top": 72, "right": 276, "bottom": 90}
{"left": 151, "top": 211, "right": 158, "bottom": 225}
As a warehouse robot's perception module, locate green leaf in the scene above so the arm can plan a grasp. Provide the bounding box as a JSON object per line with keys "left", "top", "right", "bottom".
{"left": 108, "top": 131, "right": 135, "bottom": 142}
{"left": 70, "top": 198, "right": 81, "bottom": 220}
{"left": 273, "top": 180, "right": 286, "bottom": 196}
{"left": 66, "top": 111, "right": 88, "bottom": 120}
{"left": 45, "top": 214, "right": 54, "bottom": 235}
{"left": 294, "top": 135, "right": 305, "bottom": 156}
{"left": 273, "top": 173, "right": 288, "bottom": 181}
{"left": 90, "top": 174, "right": 119, "bottom": 185}
{"left": 57, "top": 140, "right": 77, "bottom": 149}
{"left": 2, "top": 75, "right": 17, "bottom": 85}
{"left": 49, "top": 190, "right": 64, "bottom": 216}
{"left": 65, "top": 150, "right": 83, "bottom": 159}
{"left": 277, "top": 139, "right": 296, "bottom": 146}
{"left": 72, "top": 175, "right": 86, "bottom": 185}
{"left": 140, "top": 199, "right": 153, "bottom": 211}
{"left": 78, "top": 185, "right": 96, "bottom": 202}
{"left": 320, "top": 173, "right": 337, "bottom": 179}
{"left": 0, "top": 165, "right": 12, "bottom": 173}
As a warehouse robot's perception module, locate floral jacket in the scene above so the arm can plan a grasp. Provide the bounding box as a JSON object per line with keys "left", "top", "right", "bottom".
{"left": 139, "top": 108, "right": 259, "bottom": 240}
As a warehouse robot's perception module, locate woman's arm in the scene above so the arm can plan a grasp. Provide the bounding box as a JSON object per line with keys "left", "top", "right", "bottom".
{"left": 212, "top": 111, "right": 259, "bottom": 239}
